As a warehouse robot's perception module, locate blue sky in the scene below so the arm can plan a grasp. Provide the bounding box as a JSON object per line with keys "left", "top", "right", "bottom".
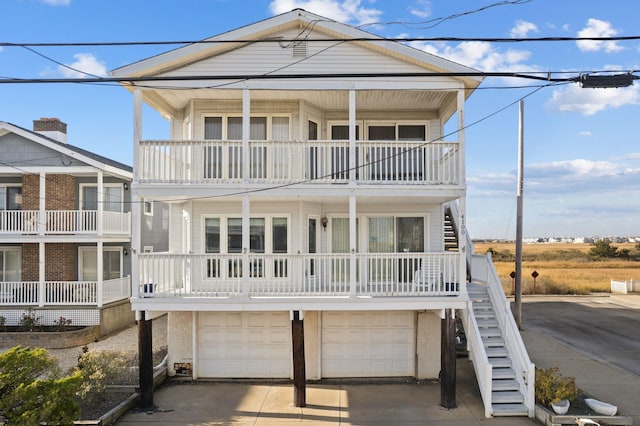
{"left": 1, "top": 0, "right": 639, "bottom": 239}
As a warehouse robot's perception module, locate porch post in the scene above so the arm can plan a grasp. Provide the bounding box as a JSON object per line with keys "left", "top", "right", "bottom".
{"left": 440, "top": 308, "right": 457, "bottom": 409}
{"left": 132, "top": 89, "right": 142, "bottom": 299}
{"left": 138, "top": 310, "right": 154, "bottom": 410}
{"left": 97, "top": 170, "right": 103, "bottom": 236}
{"left": 457, "top": 89, "right": 465, "bottom": 185}
{"left": 242, "top": 195, "right": 250, "bottom": 298}
{"left": 349, "top": 195, "right": 357, "bottom": 297}
{"left": 38, "top": 172, "right": 45, "bottom": 235}
{"left": 96, "top": 241, "right": 103, "bottom": 307}
{"left": 38, "top": 241, "right": 45, "bottom": 307}
{"left": 291, "top": 310, "right": 306, "bottom": 407}
{"left": 242, "top": 88, "right": 250, "bottom": 182}
{"left": 348, "top": 89, "right": 356, "bottom": 183}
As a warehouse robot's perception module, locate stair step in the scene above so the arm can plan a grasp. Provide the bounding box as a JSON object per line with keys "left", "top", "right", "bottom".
{"left": 492, "top": 379, "right": 520, "bottom": 391}
{"left": 483, "top": 337, "right": 505, "bottom": 347}
{"left": 486, "top": 347, "right": 509, "bottom": 357}
{"left": 493, "top": 367, "right": 516, "bottom": 380}
{"left": 475, "top": 312, "right": 495, "bottom": 320}
{"left": 492, "top": 391, "right": 524, "bottom": 404}
{"left": 492, "top": 403, "right": 529, "bottom": 417}
{"left": 489, "top": 357, "right": 512, "bottom": 368}
{"left": 477, "top": 319, "right": 499, "bottom": 328}
{"left": 480, "top": 328, "right": 502, "bottom": 338}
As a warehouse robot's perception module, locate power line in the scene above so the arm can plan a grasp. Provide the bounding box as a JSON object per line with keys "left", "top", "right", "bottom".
{"left": 2, "top": 35, "right": 640, "bottom": 48}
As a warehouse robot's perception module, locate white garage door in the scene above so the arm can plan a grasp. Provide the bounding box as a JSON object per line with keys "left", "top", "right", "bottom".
{"left": 198, "top": 312, "right": 291, "bottom": 378}
{"left": 322, "top": 311, "right": 415, "bottom": 378}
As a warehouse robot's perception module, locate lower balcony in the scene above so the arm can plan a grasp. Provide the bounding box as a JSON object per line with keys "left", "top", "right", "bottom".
{"left": 138, "top": 252, "right": 461, "bottom": 299}
{"left": 0, "top": 276, "right": 130, "bottom": 308}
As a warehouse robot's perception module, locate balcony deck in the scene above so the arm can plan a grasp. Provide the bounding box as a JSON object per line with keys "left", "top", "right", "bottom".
{"left": 138, "top": 140, "right": 460, "bottom": 186}
{"left": 0, "top": 276, "right": 130, "bottom": 308}
{"left": 138, "top": 252, "right": 462, "bottom": 301}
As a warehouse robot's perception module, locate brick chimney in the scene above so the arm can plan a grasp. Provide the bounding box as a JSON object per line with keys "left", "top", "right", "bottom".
{"left": 33, "top": 117, "right": 67, "bottom": 144}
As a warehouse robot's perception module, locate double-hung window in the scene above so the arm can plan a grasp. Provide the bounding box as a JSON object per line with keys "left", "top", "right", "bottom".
{"left": 0, "top": 186, "right": 22, "bottom": 210}
{"left": 0, "top": 247, "right": 21, "bottom": 282}
{"left": 203, "top": 115, "right": 290, "bottom": 180}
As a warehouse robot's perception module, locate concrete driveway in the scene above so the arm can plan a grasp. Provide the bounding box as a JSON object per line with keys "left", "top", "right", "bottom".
{"left": 117, "top": 360, "right": 538, "bottom": 425}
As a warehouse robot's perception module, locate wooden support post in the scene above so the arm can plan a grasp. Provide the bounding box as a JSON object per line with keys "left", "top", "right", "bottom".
{"left": 292, "top": 310, "right": 306, "bottom": 407}
{"left": 440, "top": 308, "right": 457, "bottom": 409}
{"left": 138, "top": 311, "right": 154, "bottom": 410}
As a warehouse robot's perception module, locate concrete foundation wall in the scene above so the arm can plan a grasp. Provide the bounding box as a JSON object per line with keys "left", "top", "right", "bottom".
{"left": 417, "top": 310, "right": 442, "bottom": 379}
{"left": 167, "top": 312, "right": 193, "bottom": 376}
{"left": 100, "top": 300, "right": 135, "bottom": 336}
{"left": 303, "top": 311, "right": 320, "bottom": 380}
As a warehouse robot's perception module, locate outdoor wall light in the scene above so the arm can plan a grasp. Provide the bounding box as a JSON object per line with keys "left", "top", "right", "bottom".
{"left": 321, "top": 216, "right": 328, "bottom": 228}
{"left": 123, "top": 248, "right": 129, "bottom": 256}
{"left": 124, "top": 183, "right": 129, "bottom": 190}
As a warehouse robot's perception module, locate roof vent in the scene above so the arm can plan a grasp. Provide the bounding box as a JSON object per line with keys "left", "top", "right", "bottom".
{"left": 292, "top": 41, "right": 307, "bottom": 59}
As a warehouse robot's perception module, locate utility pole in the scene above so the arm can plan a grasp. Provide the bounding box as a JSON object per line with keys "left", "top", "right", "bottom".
{"left": 514, "top": 100, "right": 524, "bottom": 330}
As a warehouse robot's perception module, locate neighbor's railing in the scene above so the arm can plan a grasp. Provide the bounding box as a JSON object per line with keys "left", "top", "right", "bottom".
{"left": 138, "top": 139, "right": 460, "bottom": 185}
{"left": 0, "top": 210, "right": 130, "bottom": 235}
{"left": 0, "top": 277, "right": 130, "bottom": 307}
{"left": 137, "top": 252, "right": 461, "bottom": 298}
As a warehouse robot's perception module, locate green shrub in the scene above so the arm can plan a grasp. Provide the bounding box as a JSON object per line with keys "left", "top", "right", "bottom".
{"left": 20, "top": 309, "right": 41, "bottom": 332}
{"left": 0, "top": 346, "right": 81, "bottom": 425}
{"left": 535, "top": 367, "right": 578, "bottom": 406}
{"left": 73, "top": 349, "right": 131, "bottom": 404}
{"left": 0, "top": 316, "right": 5, "bottom": 332}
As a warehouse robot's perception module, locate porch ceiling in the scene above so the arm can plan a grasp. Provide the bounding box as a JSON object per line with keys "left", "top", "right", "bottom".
{"left": 146, "top": 88, "right": 455, "bottom": 117}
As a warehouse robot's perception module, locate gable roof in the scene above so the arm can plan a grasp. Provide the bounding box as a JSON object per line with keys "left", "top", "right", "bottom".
{"left": 0, "top": 121, "right": 132, "bottom": 178}
{"left": 111, "top": 8, "right": 482, "bottom": 88}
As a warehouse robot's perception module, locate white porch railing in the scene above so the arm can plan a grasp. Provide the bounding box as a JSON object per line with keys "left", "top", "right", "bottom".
{"left": 138, "top": 140, "right": 461, "bottom": 185}
{"left": 0, "top": 210, "right": 131, "bottom": 235}
{"left": 0, "top": 277, "right": 130, "bottom": 307}
{"left": 137, "top": 252, "right": 461, "bottom": 298}
{"left": 470, "top": 253, "right": 536, "bottom": 417}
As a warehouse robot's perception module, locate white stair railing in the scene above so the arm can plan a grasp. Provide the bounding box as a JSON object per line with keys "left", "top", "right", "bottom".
{"left": 461, "top": 301, "right": 493, "bottom": 417}
{"left": 472, "top": 253, "right": 536, "bottom": 417}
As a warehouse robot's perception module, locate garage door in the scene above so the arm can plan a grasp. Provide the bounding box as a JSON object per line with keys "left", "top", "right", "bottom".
{"left": 198, "top": 312, "right": 291, "bottom": 378}
{"left": 322, "top": 311, "right": 415, "bottom": 378}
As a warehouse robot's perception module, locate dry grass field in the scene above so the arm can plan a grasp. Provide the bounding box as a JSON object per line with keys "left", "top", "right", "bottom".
{"left": 473, "top": 242, "right": 639, "bottom": 294}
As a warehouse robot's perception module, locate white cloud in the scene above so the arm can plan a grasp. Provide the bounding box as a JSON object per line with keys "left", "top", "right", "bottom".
{"left": 411, "top": 40, "right": 537, "bottom": 74}
{"left": 577, "top": 18, "right": 624, "bottom": 53}
{"left": 58, "top": 53, "right": 107, "bottom": 78}
{"left": 510, "top": 20, "right": 538, "bottom": 38}
{"left": 269, "top": 0, "right": 382, "bottom": 26}
{"left": 578, "top": 131, "right": 593, "bottom": 137}
{"left": 40, "top": 0, "right": 70, "bottom": 5}
{"left": 409, "top": 0, "right": 431, "bottom": 19}
{"left": 548, "top": 83, "right": 640, "bottom": 115}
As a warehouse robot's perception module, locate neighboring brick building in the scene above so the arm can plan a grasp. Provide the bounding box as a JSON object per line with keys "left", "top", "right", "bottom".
{"left": 0, "top": 119, "right": 135, "bottom": 335}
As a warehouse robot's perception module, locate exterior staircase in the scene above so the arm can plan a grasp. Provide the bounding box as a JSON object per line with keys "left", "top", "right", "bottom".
{"left": 443, "top": 205, "right": 459, "bottom": 252}
{"left": 467, "top": 282, "right": 530, "bottom": 416}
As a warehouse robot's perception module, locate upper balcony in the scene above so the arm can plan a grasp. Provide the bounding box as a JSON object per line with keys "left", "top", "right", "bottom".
{"left": 0, "top": 210, "right": 131, "bottom": 238}
{"left": 137, "top": 139, "right": 461, "bottom": 187}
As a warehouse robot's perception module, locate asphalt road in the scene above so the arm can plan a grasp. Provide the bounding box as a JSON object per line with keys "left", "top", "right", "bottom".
{"left": 521, "top": 296, "right": 640, "bottom": 377}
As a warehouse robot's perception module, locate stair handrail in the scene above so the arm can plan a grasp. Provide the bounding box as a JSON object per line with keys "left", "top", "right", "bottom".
{"left": 482, "top": 252, "right": 536, "bottom": 417}
{"left": 461, "top": 300, "right": 493, "bottom": 417}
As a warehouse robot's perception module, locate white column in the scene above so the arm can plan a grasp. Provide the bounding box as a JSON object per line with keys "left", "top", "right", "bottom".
{"left": 38, "top": 173, "right": 45, "bottom": 235}
{"left": 132, "top": 89, "right": 142, "bottom": 299}
{"left": 242, "top": 89, "right": 250, "bottom": 182}
{"left": 348, "top": 90, "right": 356, "bottom": 183}
{"left": 456, "top": 89, "right": 467, "bottom": 292}
{"left": 97, "top": 170, "right": 103, "bottom": 236}
{"left": 457, "top": 89, "right": 465, "bottom": 185}
{"left": 38, "top": 242, "right": 45, "bottom": 307}
{"left": 242, "top": 195, "right": 250, "bottom": 298}
{"left": 97, "top": 241, "right": 103, "bottom": 307}
{"left": 349, "top": 195, "right": 357, "bottom": 297}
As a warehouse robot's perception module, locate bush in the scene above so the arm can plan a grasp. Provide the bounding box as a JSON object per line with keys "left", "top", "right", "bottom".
{"left": 589, "top": 239, "right": 618, "bottom": 259}
{"left": 0, "top": 346, "right": 81, "bottom": 425}
{"left": 535, "top": 367, "right": 578, "bottom": 406}
{"left": 20, "top": 309, "right": 41, "bottom": 332}
{"left": 73, "top": 349, "right": 131, "bottom": 404}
